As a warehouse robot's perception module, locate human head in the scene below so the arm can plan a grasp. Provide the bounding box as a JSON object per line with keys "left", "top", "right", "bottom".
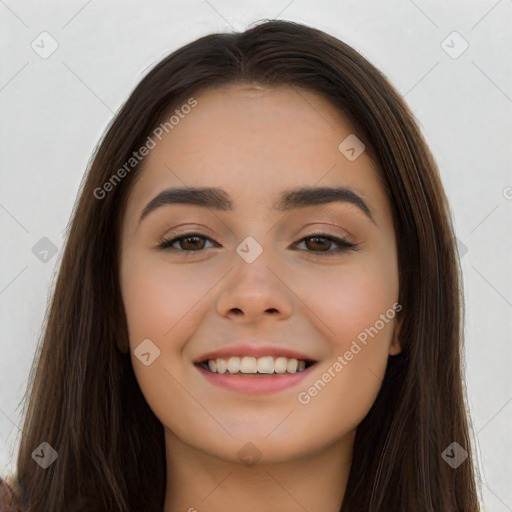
{"left": 14, "top": 20, "right": 479, "bottom": 511}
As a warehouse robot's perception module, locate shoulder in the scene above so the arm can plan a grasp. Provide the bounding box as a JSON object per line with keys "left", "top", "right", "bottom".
{"left": 0, "top": 477, "right": 22, "bottom": 512}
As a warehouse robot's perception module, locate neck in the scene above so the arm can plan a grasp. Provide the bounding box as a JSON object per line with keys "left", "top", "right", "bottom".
{"left": 163, "top": 429, "right": 355, "bottom": 512}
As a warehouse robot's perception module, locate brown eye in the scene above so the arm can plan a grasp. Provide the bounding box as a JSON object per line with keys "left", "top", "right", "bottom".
{"left": 157, "top": 232, "right": 356, "bottom": 257}
{"left": 294, "top": 234, "right": 356, "bottom": 256}
{"left": 177, "top": 236, "right": 207, "bottom": 251}
{"left": 158, "top": 233, "right": 215, "bottom": 252}
{"left": 304, "top": 236, "right": 331, "bottom": 252}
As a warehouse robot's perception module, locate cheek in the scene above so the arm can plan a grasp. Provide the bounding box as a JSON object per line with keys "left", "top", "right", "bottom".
{"left": 297, "top": 249, "right": 399, "bottom": 351}
{"left": 337, "top": 267, "right": 397, "bottom": 355}
{"left": 120, "top": 254, "right": 215, "bottom": 438}
{"left": 291, "top": 250, "right": 399, "bottom": 418}
{"left": 120, "top": 254, "right": 211, "bottom": 347}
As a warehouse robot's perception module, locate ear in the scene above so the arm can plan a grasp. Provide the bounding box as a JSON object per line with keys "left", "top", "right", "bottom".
{"left": 388, "top": 312, "right": 403, "bottom": 356}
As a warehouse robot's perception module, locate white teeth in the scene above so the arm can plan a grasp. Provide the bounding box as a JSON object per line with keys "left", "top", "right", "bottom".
{"left": 287, "top": 358, "right": 298, "bottom": 373}
{"left": 239, "top": 356, "right": 258, "bottom": 373}
{"left": 216, "top": 358, "right": 228, "bottom": 374}
{"left": 227, "top": 356, "right": 241, "bottom": 373}
{"left": 203, "top": 355, "right": 311, "bottom": 374}
{"left": 257, "top": 356, "right": 274, "bottom": 374}
{"left": 274, "top": 357, "right": 288, "bottom": 374}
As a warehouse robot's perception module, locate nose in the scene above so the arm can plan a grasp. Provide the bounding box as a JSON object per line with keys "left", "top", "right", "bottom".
{"left": 215, "top": 252, "right": 294, "bottom": 323}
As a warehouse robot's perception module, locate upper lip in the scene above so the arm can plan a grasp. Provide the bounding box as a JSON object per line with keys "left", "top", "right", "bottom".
{"left": 194, "top": 344, "right": 316, "bottom": 363}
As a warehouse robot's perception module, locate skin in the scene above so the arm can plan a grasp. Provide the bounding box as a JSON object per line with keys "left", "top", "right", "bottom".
{"left": 119, "top": 84, "right": 401, "bottom": 512}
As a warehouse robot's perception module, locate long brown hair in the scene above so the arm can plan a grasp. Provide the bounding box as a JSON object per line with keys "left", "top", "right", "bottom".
{"left": 10, "top": 20, "right": 481, "bottom": 511}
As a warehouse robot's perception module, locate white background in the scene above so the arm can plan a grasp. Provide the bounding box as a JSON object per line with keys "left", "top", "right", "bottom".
{"left": 0, "top": 1, "right": 511, "bottom": 510}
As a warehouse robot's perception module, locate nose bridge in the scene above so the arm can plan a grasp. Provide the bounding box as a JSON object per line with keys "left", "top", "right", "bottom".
{"left": 230, "top": 204, "right": 279, "bottom": 265}
{"left": 216, "top": 231, "right": 293, "bottom": 320}
{"left": 233, "top": 232, "right": 279, "bottom": 293}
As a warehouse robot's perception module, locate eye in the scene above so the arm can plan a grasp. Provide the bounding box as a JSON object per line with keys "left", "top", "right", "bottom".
{"left": 157, "top": 233, "right": 217, "bottom": 253}
{"left": 292, "top": 234, "right": 357, "bottom": 256}
{"left": 158, "top": 231, "right": 357, "bottom": 256}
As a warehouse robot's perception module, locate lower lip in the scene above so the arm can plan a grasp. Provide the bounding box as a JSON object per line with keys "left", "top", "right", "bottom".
{"left": 195, "top": 364, "right": 315, "bottom": 394}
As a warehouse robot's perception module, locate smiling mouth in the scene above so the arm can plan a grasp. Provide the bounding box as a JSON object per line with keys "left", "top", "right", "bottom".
{"left": 197, "top": 355, "right": 316, "bottom": 375}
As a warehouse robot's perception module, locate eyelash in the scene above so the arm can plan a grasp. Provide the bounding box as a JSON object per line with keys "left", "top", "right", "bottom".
{"left": 157, "top": 231, "right": 357, "bottom": 257}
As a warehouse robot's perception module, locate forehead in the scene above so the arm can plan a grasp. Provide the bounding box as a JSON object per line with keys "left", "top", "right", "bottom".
{"left": 124, "top": 84, "right": 389, "bottom": 221}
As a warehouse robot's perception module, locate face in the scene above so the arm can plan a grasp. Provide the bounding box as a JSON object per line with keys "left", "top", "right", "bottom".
{"left": 119, "top": 84, "right": 400, "bottom": 465}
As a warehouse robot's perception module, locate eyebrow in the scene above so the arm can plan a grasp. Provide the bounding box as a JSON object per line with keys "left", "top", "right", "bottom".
{"left": 139, "top": 186, "right": 375, "bottom": 223}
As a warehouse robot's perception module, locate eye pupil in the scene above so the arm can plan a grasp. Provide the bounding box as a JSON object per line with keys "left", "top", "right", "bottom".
{"left": 181, "top": 236, "right": 204, "bottom": 250}
{"left": 307, "top": 236, "right": 329, "bottom": 251}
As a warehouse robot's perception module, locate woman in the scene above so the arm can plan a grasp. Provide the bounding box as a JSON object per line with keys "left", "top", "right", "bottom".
{"left": 3, "top": 19, "right": 481, "bottom": 511}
